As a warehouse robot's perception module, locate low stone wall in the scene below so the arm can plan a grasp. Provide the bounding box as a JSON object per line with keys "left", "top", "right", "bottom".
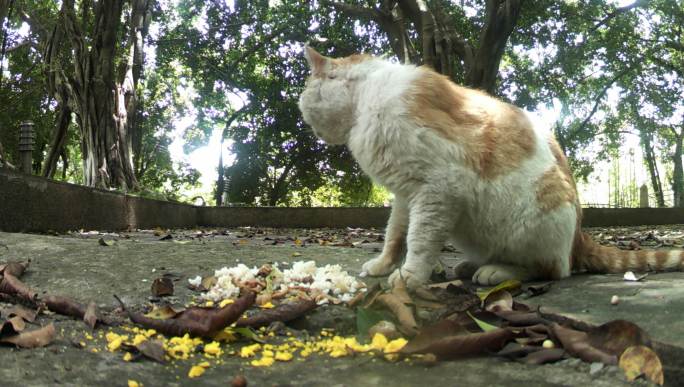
{"left": 2, "top": 169, "right": 684, "bottom": 232}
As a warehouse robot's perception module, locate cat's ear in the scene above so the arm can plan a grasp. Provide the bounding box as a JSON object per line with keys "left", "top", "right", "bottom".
{"left": 304, "top": 45, "right": 330, "bottom": 75}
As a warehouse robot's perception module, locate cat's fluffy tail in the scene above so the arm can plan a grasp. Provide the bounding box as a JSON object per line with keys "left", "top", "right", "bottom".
{"left": 574, "top": 232, "right": 684, "bottom": 273}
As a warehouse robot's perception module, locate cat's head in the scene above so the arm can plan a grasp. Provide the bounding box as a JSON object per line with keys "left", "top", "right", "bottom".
{"left": 298, "top": 46, "right": 371, "bottom": 145}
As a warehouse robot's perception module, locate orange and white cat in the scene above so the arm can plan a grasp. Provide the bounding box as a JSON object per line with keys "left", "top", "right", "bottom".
{"left": 298, "top": 46, "right": 683, "bottom": 289}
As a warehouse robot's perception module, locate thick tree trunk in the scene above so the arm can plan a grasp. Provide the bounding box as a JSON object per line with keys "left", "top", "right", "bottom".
{"left": 58, "top": 0, "right": 143, "bottom": 190}
{"left": 640, "top": 131, "right": 665, "bottom": 207}
{"left": 42, "top": 103, "right": 72, "bottom": 178}
{"left": 672, "top": 132, "right": 684, "bottom": 207}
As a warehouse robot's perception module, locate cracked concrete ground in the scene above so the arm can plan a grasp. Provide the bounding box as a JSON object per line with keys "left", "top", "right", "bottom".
{"left": 0, "top": 226, "right": 683, "bottom": 387}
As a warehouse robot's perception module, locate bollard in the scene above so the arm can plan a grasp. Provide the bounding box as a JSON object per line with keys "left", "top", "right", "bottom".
{"left": 18, "top": 121, "right": 35, "bottom": 175}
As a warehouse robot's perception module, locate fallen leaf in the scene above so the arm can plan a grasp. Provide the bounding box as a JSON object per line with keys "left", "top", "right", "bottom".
{"left": 390, "top": 277, "right": 413, "bottom": 305}
{"left": 98, "top": 238, "right": 115, "bottom": 246}
{"left": 83, "top": 302, "right": 98, "bottom": 330}
{"left": 401, "top": 320, "right": 468, "bottom": 354}
{"left": 233, "top": 327, "right": 265, "bottom": 343}
{"left": 619, "top": 345, "right": 664, "bottom": 385}
{"left": 0, "top": 273, "right": 37, "bottom": 300}
{"left": 1, "top": 315, "right": 26, "bottom": 335}
{"left": 375, "top": 293, "right": 418, "bottom": 336}
{"left": 483, "top": 290, "right": 513, "bottom": 312}
{"left": 151, "top": 277, "right": 174, "bottom": 297}
{"left": 236, "top": 298, "right": 317, "bottom": 328}
{"left": 0, "top": 324, "right": 56, "bottom": 348}
{"left": 137, "top": 339, "right": 166, "bottom": 363}
{"left": 587, "top": 320, "right": 652, "bottom": 357}
{"left": 355, "top": 307, "right": 388, "bottom": 339}
{"left": 477, "top": 280, "right": 521, "bottom": 303}
{"left": 523, "top": 282, "right": 552, "bottom": 297}
{"left": 0, "top": 261, "right": 30, "bottom": 277}
{"left": 3, "top": 305, "right": 38, "bottom": 322}
{"left": 550, "top": 323, "right": 617, "bottom": 365}
{"left": 402, "top": 326, "right": 515, "bottom": 360}
{"left": 144, "top": 305, "right": 184, "bottom": 320}
{"left": 427, "top": 280, "right": 464, "bottom": 289}
{"left": 467, "top": 311, "right": 499, "bottom": 332}
{"left": 116, "top": 290, "right": 255, "bottom": 338}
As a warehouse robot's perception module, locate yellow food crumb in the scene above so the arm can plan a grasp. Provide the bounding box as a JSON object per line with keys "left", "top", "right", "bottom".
{"left": 203, "top": 341, "right": 222, "bottom": 356}
{"left": 370, "top": 333, "right": 388, "bottom": 351}
{"left": 132, "top": 334, "right": 148, "bottom": 346}
{"left": 204, "top": 301, "right": 214, "bottom": 307}
{"left": 219, "top": 299, "right": 234, "bottom": 308}
{"left": 259, "top": 301, "right": 275, "bottom": 309}
{"left": 275, "top": 351, "right": 293, "bottom": 361}
{"left": 123, "top": 352, "right": 134, "bottom": 362}
{"left": 384, "top": 338, "right": 408, "bottom": 353}
{"left": 188, "top": 365, "right": 206, "bottom": 378}
{"left": 128, "top": 380, "right": 141, "bottom": 387}
{"left": 239, "top": 343, "right": 261, "bottom": 358}
{"left": 251, "top": 356, "right": 275, "bottom": 367}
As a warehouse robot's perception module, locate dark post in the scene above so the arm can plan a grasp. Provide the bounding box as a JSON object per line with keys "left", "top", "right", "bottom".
{"left": 18, "top": 121, "right": 35, "bottom": 174}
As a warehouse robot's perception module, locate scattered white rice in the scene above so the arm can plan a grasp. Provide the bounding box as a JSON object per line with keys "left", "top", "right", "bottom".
{"left": 193, "top": 260, "right": 364, "bottom": 302}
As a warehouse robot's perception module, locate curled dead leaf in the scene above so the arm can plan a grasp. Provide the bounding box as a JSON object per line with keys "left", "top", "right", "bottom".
{"left": 0, "top": 323, "right": 56, "bottom": 348}
{"left": 117, "top": 290, "right": 255, "bottom": 338}
{"left": 375, "top": 293, "right": 418, "bottom": 336}
{"left": 151, "top": 277, "right": 174, "bottom": 297}
{"left": 619, "top": 345, "right": 664, "bottom": 385}
{"left": 236, "top": 298, "right": 317, "bottom": 328}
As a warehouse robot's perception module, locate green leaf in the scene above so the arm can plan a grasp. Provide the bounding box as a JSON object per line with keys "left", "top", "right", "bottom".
{"left": 233, "top": 327, "right": 265, "bottom": 343}
{"left": 467, "top": 311, "right": 499, "bottom": 332}
{"left": 356, "top": 307, "right": 387, "bottom": 341}
{"left": 476, "top": 279, "right": 521, "bottom": 302}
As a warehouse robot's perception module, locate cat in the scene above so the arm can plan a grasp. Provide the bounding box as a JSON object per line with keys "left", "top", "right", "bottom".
{"left": 297, "top": 45, "right": 683, "bottom": 289}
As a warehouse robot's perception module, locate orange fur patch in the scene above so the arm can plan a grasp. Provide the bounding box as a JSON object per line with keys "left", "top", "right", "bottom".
{"left": 406, "top": 68, "right": 535, "bottom": 178}
{"left": 535, "top": 165, "right": 577, "bottom": 212}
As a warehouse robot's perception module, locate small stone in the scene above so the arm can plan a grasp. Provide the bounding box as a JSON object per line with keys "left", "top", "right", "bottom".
{"left": 610, "top": 295, "right": 619, "bottom": 305}
{"left": 542, "top": 339, "right": 554, "bottom": 349}
{"left": 589, "top": 362, "right": 604, "bottom": 375}
{"left": 231, "top": 374, "right": 247, "bottom": 387}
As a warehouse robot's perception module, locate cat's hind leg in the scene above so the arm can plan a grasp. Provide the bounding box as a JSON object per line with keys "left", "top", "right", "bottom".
{"left": 361, "top": 196, "right": 408, "bottom": 276}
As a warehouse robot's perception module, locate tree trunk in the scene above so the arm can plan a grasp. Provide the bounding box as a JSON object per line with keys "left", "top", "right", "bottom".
{"left": 58, "top": 0, "right": 143, "bottom": 190}
{"left": 640, "top": 131, "right": 665, "bottom": 207}
{"left": 672, "top": 132, "right": 684, "bottom": 207}
{"left": 42, "top": 103, "right": 72, "bottom": 178}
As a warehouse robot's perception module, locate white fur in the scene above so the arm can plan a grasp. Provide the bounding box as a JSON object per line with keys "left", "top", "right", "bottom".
{"left": 298, "top": 56, "right": 577, "bottom": 287}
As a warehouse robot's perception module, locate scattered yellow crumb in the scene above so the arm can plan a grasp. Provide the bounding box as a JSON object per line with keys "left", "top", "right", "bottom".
{"left": 219, "top": 299, "right": 234, "bottom": 308}
{"left": 240, "top": 343, "right": 261, "bottom": 358}
{"left": 275, "top": 351, "right": 293, "bottom": 361}
{"left": 188, "top": 365, "right": 206, "bottom": 378}
{"left": 204, "top": 341, "right": 222, "bottom": 356}
{"left": 259, "top": 301, "right": 275, "bottom": 309}
{"left": 251, "top": 356, "right": 275, "bottom": 367}
{"left": 384, "top": 338, "right": 408, "bottom": 353}
{"left": 128, "top": 380, "right": 141, "bottom": 387}
{"left": 123, "top": 352, "right": 134, "bottom": 362}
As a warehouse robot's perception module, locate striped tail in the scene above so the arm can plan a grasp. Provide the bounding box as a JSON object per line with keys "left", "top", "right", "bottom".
{"left": 575, "top": 232, "right": 684, "bottom": 273}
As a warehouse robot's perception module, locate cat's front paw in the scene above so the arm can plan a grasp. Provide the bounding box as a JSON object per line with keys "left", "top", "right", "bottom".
{"left": 360, "top": 255, "right": 397, "bottom": 277}
{"left": 472, "top": 264, "right": 531, "bottom": 286}
{"left": 388, "top": 266, "right": 431, "bottom": 290}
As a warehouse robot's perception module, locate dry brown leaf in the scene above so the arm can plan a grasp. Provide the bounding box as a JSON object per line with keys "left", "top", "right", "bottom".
{"left": 483, "top": 290, "right": 513, "bottom": 312}
{"left": 390, "top": 278, "right": 413, "bottom": 305}
{"left": 375, "top": 293, "right": 418, "bottom": 336}
{"left": 83, "top": 302, "right": 98, "bottom": 330}
{"left": 0, "top": 261, "right": 30, "bottom": 277}
{"left": 117, "top": 290, "right": 255, "bottom": 338}
{"left": 137, "top": 339, "right": 166, "bottom": 363}
{"left": 1, "top": 315, "right": 26, "bottom": 335}
{"left": 401, "top": 319, "right": 468, "bottom": 354}
{"left": 0, "top": 273, "right": 37, "bottom": 301}
{"left": 587, "top": 320, "right": 652, "bottom": 357}
{"left": 0, "top": 323, "right": 56, "bottom": 348}
{"left": 550, "top": 323, "right": 617, "bottom": 365}
{"left": 151, "top": 277, "right": 174, "bottom": 297}
{"left": 3, "top": 305, "right": 38, "bottom": 322}
{"left": 236, "top": 298, "right": 317, "bottom": 328}
{"left": 427, "top": 280, "right": 464, "bottom": 289}
{"left": 619, "top": 345, "right": 664, "bottom": 385}
{"left": 144, "top": 305, "right": 184, "bottom": 320}
{"left": 402, "top": 326, "right": 515, "bottom": 360}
